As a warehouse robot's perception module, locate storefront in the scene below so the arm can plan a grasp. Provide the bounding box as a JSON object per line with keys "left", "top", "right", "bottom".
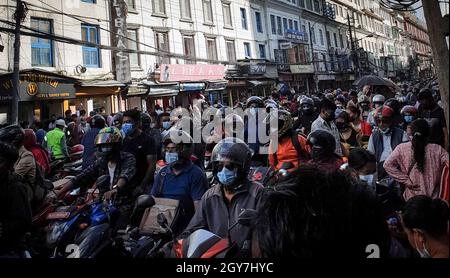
{"left": 125, "top": 83, "right": 149, "bottom": 111}
{"left": 74, "top": 80, "right": 125, "bottom": 116}
{"left": 290, "top": 64, "right": 315, "bottom": 94}
{"left": 142, "top": 80, "right": 179, "bottom": 111}
{"left": 317, "top": 74, "right": 336, "bottom": 91}
{"left": 0, "top": 69, "right": 77, "bottom": 124}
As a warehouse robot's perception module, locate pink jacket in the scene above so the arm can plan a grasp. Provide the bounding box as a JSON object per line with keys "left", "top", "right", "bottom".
{"left": 384, "top": 142, "right": 449, "bottom": 201}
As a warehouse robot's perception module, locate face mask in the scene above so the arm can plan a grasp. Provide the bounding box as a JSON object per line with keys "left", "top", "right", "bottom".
{"left": 217, "top": 167, "right": 238, "bottom": 187}
{"left": 165, "top": 152, "right": 179, "bottom": 164}
{"left": 359, "top": 174, "right": 376, "bottom": 187}
{"left": 404, "top": 115, "right": 414, "bottom": 123}
{"left": 415, "top": 236, "right": 432, "bottom": 258}
{"left": 162, "top": 121, "right": 171, "bottom": 130}
{"left": 156, "top": 109, "right": 163, "bottom": 115}
{"left": 150, "top": 123, "right": 156, "bottom": 129}
{"left": 121, "top": 123, "right": 134, "bottom": 136}
{"left": 302, "top": 106, "right": 313, "bottom": 114}
{"left": 98, "top": 145, "right": 115, "bottom": 159}
{"left": 249, "top": 107, "right": 257, "bottom": 116}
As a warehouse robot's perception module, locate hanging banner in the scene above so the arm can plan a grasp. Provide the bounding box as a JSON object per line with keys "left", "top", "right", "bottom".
{"left": 110, "top": 0, "right": 131, "bottom": 84}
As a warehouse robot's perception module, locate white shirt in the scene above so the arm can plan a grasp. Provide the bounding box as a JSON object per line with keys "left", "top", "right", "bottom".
{"left": 108, "top": 161, "right": 116, "bottom": 190}
{"left": 368, "top": 129, "right": 409, "bottom": 162}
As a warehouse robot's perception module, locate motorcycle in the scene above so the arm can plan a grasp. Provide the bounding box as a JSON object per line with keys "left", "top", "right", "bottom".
{"left": 48, "top": 144, "right": 84, "bottom": 181}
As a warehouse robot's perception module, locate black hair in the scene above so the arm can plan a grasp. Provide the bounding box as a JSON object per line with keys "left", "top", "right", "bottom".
{"left": 255, "top": 165, "right": 390, "bottom": 258}
{"left": 319, "top": 98, "right": 336, "bottom": 112}
{"left": 123, "top": 109, "right": 142, "bottom": 123}
{"left": 0, "top": 141, "right": 19, "bottom": 168}
{"left": 80, "top": 109, "right": 86, "bottom": 116}
{"left": 347, "top": 105, "right": 361, "bottom": 117}
{"left": 410, "top": 119, "right": 429, "bottom": 173}
{"left": 348, "top": 148, "right": 376, "bottom": 171}
{"left": 402, "top": 195, "right": 449, "bottom": 238}
{"left": 336, "top": 110, "right": 350, "bottom": 122}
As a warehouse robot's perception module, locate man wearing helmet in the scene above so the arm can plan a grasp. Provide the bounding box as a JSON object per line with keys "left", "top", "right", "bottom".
{"left": 367, "top": 94, "right": 386, "bottom": 127}
{"left": 54, "top": 127, "right": 137, "bottom": 229}
{"left": 265, "top": 110, "right": 310, "bottom": 171}
{"left": 151, "top": 130, "right": 208, "bottom": 235}
{"left": 367, "top": 105, "right": 409, "bottom": 179}
{"left": 81, "top": 115, "right": 106, "bottom": 170}
{"left": 293, "top": 97, "right": 318, "bottom": 135}
{"left": 181, "top": 138, "right": 263, "bottom": 251}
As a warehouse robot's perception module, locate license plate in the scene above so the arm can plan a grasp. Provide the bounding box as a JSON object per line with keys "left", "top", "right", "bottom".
{"left": 46, "top": 211, "right": 71, "bottom": 220}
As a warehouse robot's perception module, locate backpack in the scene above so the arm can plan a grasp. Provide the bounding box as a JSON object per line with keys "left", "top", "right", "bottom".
{"left": 271, "top": 132, "right": 310, "bottom": 167}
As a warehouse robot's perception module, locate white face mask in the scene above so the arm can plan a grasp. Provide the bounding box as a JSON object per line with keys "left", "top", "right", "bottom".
{"left": 359, "top": 173, "right": 377, "bottom": 187}
{"left": 415, "top": 234, "right": 432, "bottom": 258}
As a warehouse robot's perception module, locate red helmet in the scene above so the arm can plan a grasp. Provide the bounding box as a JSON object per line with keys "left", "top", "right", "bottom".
{"left": 70, "top": 144, "right": 85, "bottom": 156}
{"left": 23, "top": 129, "right": 37, "bottom": 149}
{"left": 400, "top": 105, "right": 417, "bottom": 116}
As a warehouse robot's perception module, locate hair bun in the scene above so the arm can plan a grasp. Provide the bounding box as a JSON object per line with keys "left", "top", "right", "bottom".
{"left": 430, "top": 199, "right": 449, "bottom": 220}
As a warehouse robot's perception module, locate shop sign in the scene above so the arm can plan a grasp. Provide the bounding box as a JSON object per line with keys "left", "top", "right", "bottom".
{"left": 160, "top": 64, "right": 225, "bottom": 82}
{"left": 205, "top": 81, "right": 227, "bottom": 91}
{"left": 0, "top": 72, "right": 76, "bottom": 101}
{"left": 180, "top": 83, "right": 205, "bottom": 92}
{"left": 280, "top": 42, "right": 293, "bottom": 49}
{"left": 241, "top": 64, "right": 266, "bottom": 75}
{"left": 284, "top": 29, "right": 308, "bottom": 43}
{"left": 290, "top": 64, "right": 315, "bottom": 74}
{"left": 317, "top": 74, "right": 335, "bottom": 81}
{"left": 110, "top": 0, "right": 131, "bottom": 83}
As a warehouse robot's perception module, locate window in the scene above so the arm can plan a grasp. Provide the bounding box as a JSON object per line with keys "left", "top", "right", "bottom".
{"left": 299, "top": 0, "right": 305, "bottom": 8}
{"left": 127, "top": 29, "right": 140, "bottom": 67}
{"left": 240, "top": 8, "right": 248, "bottom": 30}
{"left": 294, "top": 20, "right": 299, "bottom": 31}
{"left": 206, "top": 37, "right": 217, "bottom": 60}
{"left": 313, "top": 0, "right": 320, "bottom": 13}
{"left": 277, "top": 16, "right": 282, "bottom": 35}
{"left": 326, "top": 31, "right": 331, "bottom": 47}
{"left": 183, "top": 36, "right": 195, "bottom": 64}
{"left": 302, "top": 24, "right": 306, "bottom": 35}
{"left": 31, "top": 18, "right": 53, "bottom": 67}
{"left": 155, "top": 32, "right": 169, "bottom": 64}
{"left": 319, "top": 29, "right": 324, "bottom": 45}
{"left": 180, "top": 0, "right": 191, "bottom": 19}
{"left": 255, "top": 11, "right": 263, "bottom": 33}
{"left": 258, "top": 44, "right": 266, "bottom": 59}
{"left": 81, "top": 24, "right": 100, "bottom": 67}
{"left": 311, "top": 27, "right": 316, "bottom": 44}
{"left": 270, "top": 15, "right": 276, "bottom": 34}
{"left": 288, "top": 19, "right": 293, "bottom": 30}
{"left": 203, "top": 0, "right": 213, "bottom": 23}
{"left": 126, "top": 0, "right": 135, "bottom": 9}
{"left": 226, "top": 40, "right": 236, "bottom": 62}
{"left": 339, "top": 6, "right": 343, "bottom": 17}
{"left": 153, "top": 0, "right": 166, "bottom": 15}
{"left": 339, "top": 33, "right": 344, "bottom": 48}
{"left": 283, "top": 18, "right": 288, "bottom": 33}
{"left": 333, "top": 33, "right": 338, "bottom": 47}
{"left": 223, "top": 3, "right": 232, "bottom": 27}
{"left": 306, "top": 0, "right": 312, "bottom": 10}
{"left": 81, "top": 0, "right": 96, "bottom": 3}
{"left": 244, "top": 42, "right": 251, "bottom": 58}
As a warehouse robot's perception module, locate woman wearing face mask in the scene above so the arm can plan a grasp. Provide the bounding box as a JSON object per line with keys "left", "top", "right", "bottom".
{"left": 400, "top": 105, "right": 417, "bottom": 132}
{"left": 400, "top": 195, "right": 449, "bottom": 258}
{"left": 384, "top": 119, "right": 449, "bottom": 201}
{"left": 335, "top": 110, "right": 360, "bottom": 157}
{"left": 348, "top": 148, "right": 377, "bottom": 189}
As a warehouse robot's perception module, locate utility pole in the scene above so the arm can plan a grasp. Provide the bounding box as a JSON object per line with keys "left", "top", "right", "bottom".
{"left": 10, "top": 0, "right": 27, "bottom": 125}
{"left": 421, "top": 0, "right": 449, "bottom": 148}
{"left": 308, "top": 22, "right": 318, "bottom": 93}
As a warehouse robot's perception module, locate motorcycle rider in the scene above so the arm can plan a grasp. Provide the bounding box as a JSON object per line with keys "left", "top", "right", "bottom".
{"left": 293, "top": 97, "right": 318, "bottom": 135}
{"left": 181, "top": 138, "right": 263, "bottom": 253}
{"left": 0, "top": 141, "right": 32, "bottom": 258}
{"left": 23, "top": 129, "right": 51, "bottom": 177}
{"left": 265, "top": 109, "right": 310, "bottom": 171}
{"left": 43, "top": 119, "right": 70, "bottom": 161}
{"left": 367, "top": 94, "right": 386, "bottom": 127}
{"left": 81, "top": 115, "right": 106, "bottom": 170}
{"left": 306, "top": 130, "right": 345, "bottom": 174}
{"left": 53, "top": 127, "right": 137, "bottom": 230}
{"left": 0, "top": 125, "right": 36, "bottom": 202}
{"left": 151, "top": 130, "right": 208, "bottom": 235}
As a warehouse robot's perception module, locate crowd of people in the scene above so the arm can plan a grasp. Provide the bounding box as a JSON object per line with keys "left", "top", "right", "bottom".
{"left": 0, "top": 77, "right": 448, "bottom": 258}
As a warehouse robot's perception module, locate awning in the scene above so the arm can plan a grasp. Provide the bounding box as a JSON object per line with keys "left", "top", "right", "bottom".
{"left": 126, "top": 84, "right": 148, "bottom": 97}
{"left": 148, "top": 83, "right": 179, "bottom": 97}
{"left": 247, "top": 80, "right": 274, "bottom": 87}
{"left": 179, "top": 83, "right": 205, "bottom": 92}
{"left": 205, "top": 80, "right": 227, "bottom": 91}
{"left": 77, "top": 80, "right": 126, "bottom": 87}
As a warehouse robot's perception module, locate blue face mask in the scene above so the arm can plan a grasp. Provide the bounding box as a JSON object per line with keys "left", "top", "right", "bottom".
{"left": 217, "top": 167, "right": 237, "bottom": 186}
{"left": 165, "top": 152, "right": 178, "bottom": 164}
{"left": 404, "top": 115, "right": 414, "bottom": 123}
{"left": 162, "top": 121, "right": 171, "bottom": 130}
{"left": 359, "top": 174, "right": 376, "bottom": 187}
{"left": 121, "top": 123, "right": 134, "bottom": 136}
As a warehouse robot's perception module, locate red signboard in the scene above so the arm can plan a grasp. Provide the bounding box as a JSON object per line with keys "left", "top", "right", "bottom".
{"left": 159, "top": 64, "right": 225, "bottom": 82}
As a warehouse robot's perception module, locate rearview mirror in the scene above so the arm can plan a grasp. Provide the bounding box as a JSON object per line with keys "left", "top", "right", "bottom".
{"left": 237, "top": 209, "right": 257, "bottom": 227}
{"left": 135, "top": 194, "right": 155, "bottom": 209}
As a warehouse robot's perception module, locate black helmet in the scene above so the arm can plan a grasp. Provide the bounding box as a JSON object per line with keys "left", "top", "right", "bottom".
{"left": 91, "top": 115, "right": 106, "bottom": 129}
{"left": 246, "top": 96, "right": 264, "bottom": 108}
{"left": 307, "top": 130, "right": 336, "bottom": 159}
{"left": 384, "top": 98, "right": 400, "bottom": 115}
{"left": 263, "top": 109, "right": 293, "bottom": 138}
{"left": 0, "top": 125, "right": 25, "bottom": 147}
{"left": 141, "top": 112, "right": 152, "bottom": 125}
{"left": 112, "top": 112, "right": 123, "bottom": 127}
{"left": 417, "top": 88, "right": 433, "bottom": 101}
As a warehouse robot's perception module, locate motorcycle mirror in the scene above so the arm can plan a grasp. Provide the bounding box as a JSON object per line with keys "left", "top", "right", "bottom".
{"left": 157, "top": 213, "right": 169, "bottom": 228}
{"left": 135, "top": 194, "right": 155, "bottom": 209}
{"left": 237, "top": 209, "right": 257, "bottom": 227}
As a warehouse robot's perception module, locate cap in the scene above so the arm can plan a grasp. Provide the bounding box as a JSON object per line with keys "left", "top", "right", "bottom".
{"left": 55, "top": 119, "right": 67, "bottom": 127}
{"left": 381, "top": 106, "right": 394, "bottom": 118}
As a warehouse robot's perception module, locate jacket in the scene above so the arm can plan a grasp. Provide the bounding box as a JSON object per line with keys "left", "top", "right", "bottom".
{"left": 268, "top": 133, "right": 309, "bottom": 171}
{"left": 14, "top": 146, "right": 36, "bottom": 201}
{"left": 45, "top": 128, "right": 68, "bottom": 159}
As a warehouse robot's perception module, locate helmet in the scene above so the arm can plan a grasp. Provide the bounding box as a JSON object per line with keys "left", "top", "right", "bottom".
{"left": 300, "top": 97, "right": 314, "bottom": 106}
{"left": 95, "top": 127, "right": 122, "bottom": 146}
{"left": 325, "top": 92, "right": 334, "bottom": 101}
{"left": 23, "top": 129, "right": 37, "bottom": 149}
{"left": 297, "top": 95, "right": 307, "bottom": 103}
{"left": 263, "top": 109, "right": 292, "bottom": 138}
{"left": 357, "top": 95, "right": 369, "bottom": 104}
{"left": 246, "top": 96, "right": 264, "bottom": 108}
{"left": 384, "top": 98, "right": 400, "bottom": 114}
{"left": 307, "top": 130, "right": 336, "bottom": 158}
{"left": 374, "top": 105, "right": 395, "bottom": 120}
{"left": 0, "top": 125, "right": 25, "bottom": 146}
{"left": 70, "top": 144, "right": 85, "bottom": 156}
{"left": 112, "top": 113, "right": 123, "bottom": 127}
{"left": 417, "top": 88, "right": 433, "bottom": 101}
{"left": 91, "top": 115, "right": 106, "bottom": 129}
{"left": 265, "top": 99, "right": 278, "bottom": 112}
{"left": 211, "top": 137, "right": 252, "bottom": 174}
{"left": 55, "top": 119, "right": 67, "bottom": 128}
{"left": 400, "top": 105, "right": 417, "bottom": 116}
{"left": 372, "top": 94, "right": 385, "bottom": 104}
{"left": 141, "top": 112, "right": 152, "bottom": 125}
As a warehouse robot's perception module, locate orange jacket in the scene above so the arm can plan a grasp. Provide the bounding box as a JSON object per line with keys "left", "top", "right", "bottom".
{"left": 269, "top": 135, "right": 309, "bottom": 171}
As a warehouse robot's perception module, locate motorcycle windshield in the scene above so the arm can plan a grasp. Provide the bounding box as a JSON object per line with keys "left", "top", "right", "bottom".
{"left": 186, "top": 229, "right": 222, "bottom": 258}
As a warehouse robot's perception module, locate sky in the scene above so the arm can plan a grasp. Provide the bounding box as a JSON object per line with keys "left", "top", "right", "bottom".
{"left": 414, "top": 1, "right": 449, "bottom": 22}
